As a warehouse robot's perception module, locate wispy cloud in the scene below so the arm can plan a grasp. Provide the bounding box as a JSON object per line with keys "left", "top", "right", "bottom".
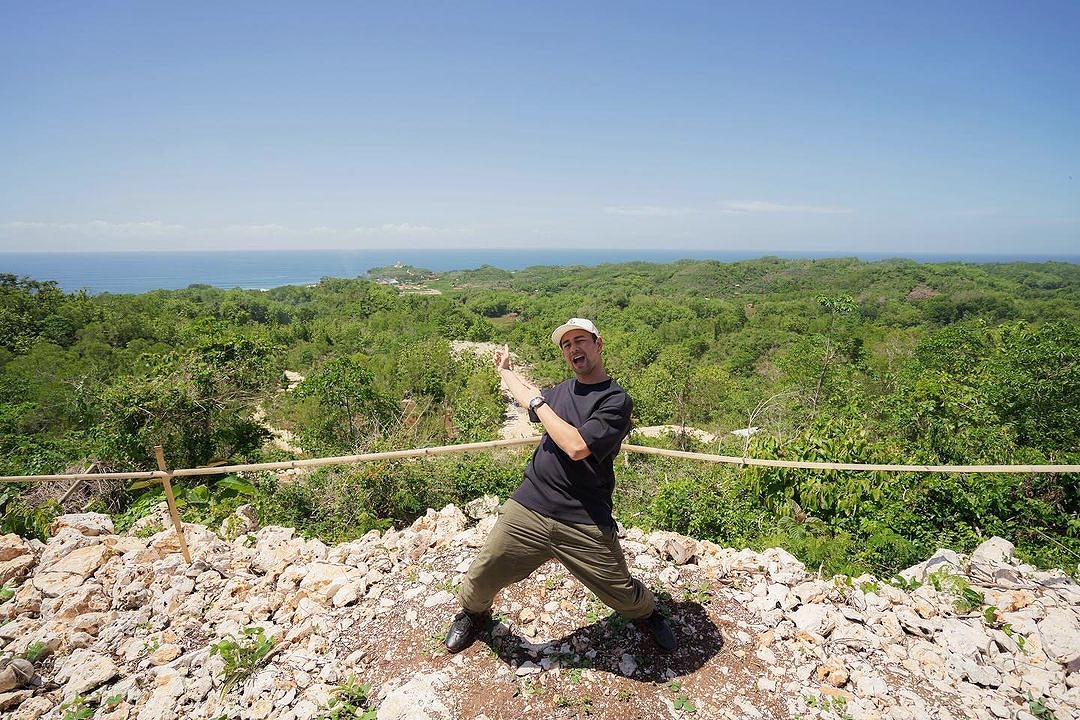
{"left": 0, "top": 220, "right": 477, "bottom": 249}
{"left": 944, "top": 208, "right": 1004, "bottom": 217}
{"left": 1, "top": 220, "right": 186, "bottom": 237}
{"left": 354, "top": 223, "right": 435, "bottom": 234}
{"left": 719, "top": 201, "right": 853, "bottom": 215}
{"left": 603, "top": 205, "right": 695, "bottom": 217}
{"left": 1027, "top": 215, "right": 1080, "bottom": 225}
{"left": 221, "top": 223, "right": 294, "bottom": 237}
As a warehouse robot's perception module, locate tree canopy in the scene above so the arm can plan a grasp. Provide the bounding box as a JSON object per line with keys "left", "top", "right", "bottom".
{"left": 2, "top": 256, "right": 1078, "bottom": 576}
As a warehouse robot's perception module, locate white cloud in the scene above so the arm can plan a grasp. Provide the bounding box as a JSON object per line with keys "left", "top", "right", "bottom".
{"left": 720, "top": 201, "right": 853, "bottom": 215}
{"left": 0, "top": 220, "right": 483, "bottom": 251}
{"left": 945, "top": 208, "right": 1004, "bottom": 217}
{"left": 1026, "top": 215, "right": 1080, "bottom": 225}
{"left": 354, "top": 223, "right": 435, "bottom": 234}
{"left": 220, "top": 223, "right": 295, "bottom": 237}
{"left": 1, "top": 220, "right": 186, "bottom": 237}
{"left": 603, "top": 205, "right": 695, "bottom": 217}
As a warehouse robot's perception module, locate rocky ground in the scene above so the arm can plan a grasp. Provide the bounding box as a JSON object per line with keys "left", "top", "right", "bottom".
{"left": 1, "top": 498, "right": 1078, "bottom": 720}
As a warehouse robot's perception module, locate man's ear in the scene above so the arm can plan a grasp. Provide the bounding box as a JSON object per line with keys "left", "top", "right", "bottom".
{"left": 595, "top": 336, "right": 603, "bottom": 352}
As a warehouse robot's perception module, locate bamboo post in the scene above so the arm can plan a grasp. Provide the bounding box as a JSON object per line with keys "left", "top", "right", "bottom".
{"left": 154, "top": 446, "right": 192, "bottom": 564}
{"left": 58, "top": 461, "right": 98, "bottom": 506}
{"left": 58, "top": 478, "right": 84, "bottom": 505}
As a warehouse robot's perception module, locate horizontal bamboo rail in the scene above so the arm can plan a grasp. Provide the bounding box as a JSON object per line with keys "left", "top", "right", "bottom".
{"left": 3, "top": 436, "right": 1076, "bottom": 566}
{"left": 0, "top": 437, "right": 542, "bottom": 484}
{"left": 620, "top": 445, "right": 1080, "bottom": 474}
{"left": 3, "top": 437, "right": 1079, "bottom": 485}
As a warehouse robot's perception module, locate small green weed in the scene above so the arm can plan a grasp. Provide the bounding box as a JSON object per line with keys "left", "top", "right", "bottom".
{"left": 682, "top": 581, "right": 712, "bottom": 604}
{"left": 1027, "top": 691, "right": 1059, "bottom": 720}
{"left": 220, "top": 514, "right": 245, "bottom": 541}
{"left": 0, "top": 581, "right": 15, "bottom": 602}
{"left": 927, "top": 568, "right": 984, "bottom": 613}
{"left": 59, "top": 694, "right": 93, "bottom": 720}
{"left": 210, "top": 626, "right": 275, "bottom": 696}
{"left": 514, "top": 677, "right": 544, "bottom": 697}
{"left": 666, "top": 681, "right": 696, "bottom": 715}
{"left": 320, "top": 675, "right": 377, "bottom": 720}
{"left": 803, "top": 693, "right": 851, "bottom": 717}
{"left": 554, "top": 694, "right": 592, "bottom": 713}
{"left": 886, "top": 574, "right": 921, "bottom": 591}
{"left": 674, "top": 695, "right": 697, "bottom": 714}
{"left": 543, "top": 572, "right": 565, "bottom": 590}
{"left": 23, "top": 640, "right": 49, "bottom": 663}
{"left": 436, "top": 577, "right": 460, "bottom": 594}
{"left": 134, "top": 522, "right": 164, "bottom": 539}
{"left": 424, "top": 632, "right": 446, "bottom": 657}
{"left": 585, "top": 596, "right": 612, "bottom": 625}
{"left": 141, "top": 637, "right": 161, "bottom": 657}
{"left": 1001, "top": 623, "right": 1029, "bottom": 653}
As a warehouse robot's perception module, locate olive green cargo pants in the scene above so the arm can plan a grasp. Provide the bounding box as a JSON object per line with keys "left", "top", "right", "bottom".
{"left": 458, "top": 498, "right": 656, "bottom": 620}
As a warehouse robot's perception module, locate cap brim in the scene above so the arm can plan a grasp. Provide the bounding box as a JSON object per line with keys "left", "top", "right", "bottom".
{"left": 551, "top": 324, "right": 576, "bottom": 344}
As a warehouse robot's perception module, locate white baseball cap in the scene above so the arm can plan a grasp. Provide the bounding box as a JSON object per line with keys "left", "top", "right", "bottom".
{"left": 551, "top": 318, "right": 600, "bottom": 345}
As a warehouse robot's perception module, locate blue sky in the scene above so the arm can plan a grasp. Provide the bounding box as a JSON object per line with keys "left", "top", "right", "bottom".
{"left": 1, "top": 1, "right": 1077, "bottom": 255}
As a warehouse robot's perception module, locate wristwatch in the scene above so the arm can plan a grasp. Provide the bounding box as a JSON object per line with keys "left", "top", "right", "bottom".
{"left": 527, "top": 395, "right": 546, "bottom": 422}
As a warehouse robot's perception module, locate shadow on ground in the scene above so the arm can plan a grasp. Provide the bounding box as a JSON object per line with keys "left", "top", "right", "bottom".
{"left": 482, "top": 600, "right": 723, "bottom": 681}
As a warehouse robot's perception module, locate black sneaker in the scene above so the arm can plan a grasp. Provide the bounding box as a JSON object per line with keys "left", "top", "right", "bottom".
{"left": 444, "top": 609, "right": 491, "bottom": 653}
{"left": 635, "top": 611, "right": 677, "bottom": 652}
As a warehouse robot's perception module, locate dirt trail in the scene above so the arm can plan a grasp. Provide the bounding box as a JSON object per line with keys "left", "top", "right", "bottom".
{"left": 254, "top": 370, "right": 307, "bottom": 455}
{"left": 452, "top": 341, "right": 538, "bottom": 439}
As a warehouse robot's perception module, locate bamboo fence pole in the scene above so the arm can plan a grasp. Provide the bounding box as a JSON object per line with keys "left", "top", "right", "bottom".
{"left": 168, "top": 436, "right": 543, "bottom": 478}
{"left": 154, "top": 446, "right": 192, "bottom": 564}
{"left": 0, "top": 437, "right": 542, "bottom": 484}
{"left": 57, "top": 462, "right": 100, "bottom": 505}
{"left": 58, "top": 478, "right": 85, "bottom": 505}
{"left": 0, "top": 471, "right": 166, "bottom": 484}
{"left": 621, "top": 444, "right": 1080, "bottom": 473}
{"left": 1, "top": 436, "right": 1077, "bottom": 488}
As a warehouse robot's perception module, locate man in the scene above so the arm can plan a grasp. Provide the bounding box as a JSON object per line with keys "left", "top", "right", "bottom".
{"left": 444, "top": 318, "right": 677, "bottom": 653}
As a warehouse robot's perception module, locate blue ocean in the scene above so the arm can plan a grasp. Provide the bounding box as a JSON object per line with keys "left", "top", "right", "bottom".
{"left": 2, "top": 249, "right": 1077, "bottom": 296}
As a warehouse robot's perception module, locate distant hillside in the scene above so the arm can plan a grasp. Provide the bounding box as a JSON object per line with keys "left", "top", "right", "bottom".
{"left": 365, "top": 264, "right": 439, "bottom": 284}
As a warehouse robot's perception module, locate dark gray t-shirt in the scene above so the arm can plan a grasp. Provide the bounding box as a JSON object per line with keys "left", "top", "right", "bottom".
{"left": 510, "top": 377, "right": 633, "bottom": 527}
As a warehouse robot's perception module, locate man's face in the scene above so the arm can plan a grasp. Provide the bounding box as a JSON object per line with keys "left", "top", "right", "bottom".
{"left": 559, "top": 329, "right": 603, "bottom": 377}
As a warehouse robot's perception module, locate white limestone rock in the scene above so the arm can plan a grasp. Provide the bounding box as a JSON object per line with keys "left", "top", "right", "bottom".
{"left": 1038, "top": 607, "right": 1080, "bottom": 664}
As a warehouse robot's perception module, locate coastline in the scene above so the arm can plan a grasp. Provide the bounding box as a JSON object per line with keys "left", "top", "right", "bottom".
{"left": 3, "top": 248, "right": 1079, "bottom": 296}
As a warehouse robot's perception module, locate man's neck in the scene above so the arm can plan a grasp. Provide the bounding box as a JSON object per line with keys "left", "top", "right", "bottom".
{"left": 574, "top": 369, "right": 610, "bottom": 384}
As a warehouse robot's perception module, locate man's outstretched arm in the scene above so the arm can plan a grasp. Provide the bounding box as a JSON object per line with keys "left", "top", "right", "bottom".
{"left": 493, "top": 345, "right": 591, "bottom": 460}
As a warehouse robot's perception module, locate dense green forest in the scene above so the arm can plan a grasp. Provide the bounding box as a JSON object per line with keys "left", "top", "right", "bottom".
{"left": 2, "top": 256, "right": 1079, "bottom": 579}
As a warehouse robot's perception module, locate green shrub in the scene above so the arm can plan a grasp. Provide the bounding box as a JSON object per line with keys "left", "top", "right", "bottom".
{"left": 0, "top": 488, "right": 57, "bottom": 541}
{"left": 755, "top": 517, "right": 861, "bottom": 578}
{"left": 643, "top": 467, "right": 759, "bottom": 548}
{"left": 252, "top": 468, "right": 391, "bottom": 543}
